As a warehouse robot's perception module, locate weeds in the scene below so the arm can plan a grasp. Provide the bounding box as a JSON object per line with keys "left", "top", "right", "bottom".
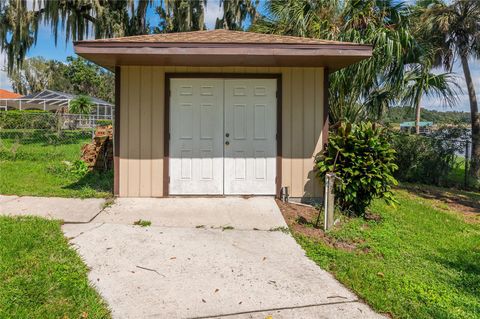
{"left": 133, "top": 219, "right": 151, "bottom": 227}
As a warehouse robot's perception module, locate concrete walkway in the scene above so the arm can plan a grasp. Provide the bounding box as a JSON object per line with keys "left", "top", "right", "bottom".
{"left": 61, "top": 197, "right": 384, "bottom": 319}
{"left": 1, "top": 195, "right": 383, "bottom": 318}
{"left": 0, "top": 195, "right": 104, "bottom": 223}
{"left": 96, "top": 197, "right": 287, "bottom": 230}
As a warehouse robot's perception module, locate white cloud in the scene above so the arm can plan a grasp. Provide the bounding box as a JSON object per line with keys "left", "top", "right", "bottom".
{"left": 0, "top": 51, "right": 12, "bottom": 90}
{"left": 423, "top": 59, "right": 480, "bottom": 112}
{"left": 204, "top": 0, "right": 222, "bottom": 29}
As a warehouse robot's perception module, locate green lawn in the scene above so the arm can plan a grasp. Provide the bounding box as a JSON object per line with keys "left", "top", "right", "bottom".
{"left": 294, "top": 189, "right": 480, "bottom": 319}
{"left": 0, "top": 130, "right": 112, "bottom": 198}
{"left": 448, "top": 156, "right": 480, "bottom": 190}
{"left": 0, "top": 216, "right": 111, "bottom": 318}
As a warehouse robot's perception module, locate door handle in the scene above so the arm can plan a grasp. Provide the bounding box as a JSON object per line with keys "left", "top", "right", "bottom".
{"left": 225, "top": 141, "right": 230, "bottom": 145}
{"left": 225, "top": 133, "right": 230, "bottom": 137}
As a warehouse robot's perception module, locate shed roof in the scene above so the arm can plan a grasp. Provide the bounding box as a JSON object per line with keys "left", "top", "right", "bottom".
{"left": 79, "top": 29, "right": 359, "bottom": 46}
{"left": 74, "top": 29, "right": 372, "bottom": 71}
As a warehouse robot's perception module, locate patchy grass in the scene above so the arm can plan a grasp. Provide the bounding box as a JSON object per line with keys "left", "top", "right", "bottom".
{"left": 0, "top": 132, "right": 112, "bottom": 198}
{"left": 285, "top": 189, "right": 480, "bottom": 319}
{"left": 133, "top": 219, "right": 152, "bottom": 227}
{"left": 0, "top": 216, "right": 110, "bottom": 319}
{"left": 102, "top": 197, "right": 115, "bottom": 210}
{"left": 269, "top": 226, "right": 290, "bottom": 233}
{"left": 400, "top": 183, "right": 480, "bottom": 224}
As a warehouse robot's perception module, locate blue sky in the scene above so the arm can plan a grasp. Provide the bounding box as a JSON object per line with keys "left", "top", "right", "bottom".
{"left": 0, "top": 0, "right": 478, "bottom": 112}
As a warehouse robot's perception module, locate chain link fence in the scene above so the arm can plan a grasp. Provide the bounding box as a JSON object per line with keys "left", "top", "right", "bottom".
{"left": 0, "top": 112, "right": 99, "bottom": 149}
{"left": 389, "top": 127, "right": 478, "bottom": 190}
{"left": 0, "top": 112, "right": 113, "bottom": 197}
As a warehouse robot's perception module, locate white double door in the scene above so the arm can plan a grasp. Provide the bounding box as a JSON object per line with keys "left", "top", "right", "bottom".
{"left": 169, "top": 78, "right": 277, "bottom": 195}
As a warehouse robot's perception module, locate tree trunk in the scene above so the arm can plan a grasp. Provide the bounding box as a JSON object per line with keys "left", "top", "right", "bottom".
{"left": 415, "top": 96, "right": 422, "bottom": 134}
{"left": 460, "top": 53, "right": 480, "bottom": 179}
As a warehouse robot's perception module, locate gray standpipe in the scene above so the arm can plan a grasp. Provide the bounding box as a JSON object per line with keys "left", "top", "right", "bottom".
{"left": 324, "top": 172, "right": 336, "bottom": 231}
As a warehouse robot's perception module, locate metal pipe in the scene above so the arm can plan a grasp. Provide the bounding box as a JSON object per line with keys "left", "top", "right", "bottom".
{"left": 280, "top": 186, "right": 289, "bottom": 202}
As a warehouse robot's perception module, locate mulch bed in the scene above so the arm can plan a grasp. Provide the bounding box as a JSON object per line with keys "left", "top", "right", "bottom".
{"left": 275, "top": 199, "right": 362, "bottom": 252}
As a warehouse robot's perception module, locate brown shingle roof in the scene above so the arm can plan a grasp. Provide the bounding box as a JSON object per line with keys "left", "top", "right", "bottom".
{"left": 74, "top": 29, "right": 372, "bottom": 71}
{"left": 77, "top": 29, "right": 359, "bottom": 46}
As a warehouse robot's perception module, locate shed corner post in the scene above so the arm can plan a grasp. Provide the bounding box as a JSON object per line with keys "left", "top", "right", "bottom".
{"left": 114, "top": 66, "right": 121, "bottom": 196}
{"left": 322, "top": 68, "right": 330, "bottom": 148}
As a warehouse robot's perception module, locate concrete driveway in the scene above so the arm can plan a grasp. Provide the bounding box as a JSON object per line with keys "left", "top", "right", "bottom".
{"left": 62, "top": 197, "right": 384, "bottom": 319}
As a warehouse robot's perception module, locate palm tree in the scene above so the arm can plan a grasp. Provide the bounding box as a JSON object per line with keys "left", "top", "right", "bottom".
{"left": 251, "top": 0, "right": 417, "bottom": 123}
{"left": 419, "top": 0, "right": 480, "bottom": 178}
{"left": 402, "top": 65, "right": 460, "bottom": 134}
{"left": 250, "top": 0, "right": 339, "bottom": 39}
{"left": 69, "top": 95, "right": 94, "bottom": 115}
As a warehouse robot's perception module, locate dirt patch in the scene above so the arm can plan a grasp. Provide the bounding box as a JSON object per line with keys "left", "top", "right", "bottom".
{"left": 275, "top": 199, "right": 361, "bottom": 253}
{"left": 365, "top": 212, "right": 382, "bottom": 222}
{"left": 401, "top": 185, "right": 480, "bottom": 224}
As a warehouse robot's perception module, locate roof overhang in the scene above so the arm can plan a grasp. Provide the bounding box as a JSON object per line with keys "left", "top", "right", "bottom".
{"left": 74, "top": 42, "right": 372, "bottom": 72}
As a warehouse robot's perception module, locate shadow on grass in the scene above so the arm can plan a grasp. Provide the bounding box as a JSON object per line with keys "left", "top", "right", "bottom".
{"left": 63, "top": 169, "right": 113, "bottom": 195}
{"left": 400, "top": 183, "right": 480, "bottom": 215}
{"left": 430, "top": 247, "right": 480, "bottom": 298}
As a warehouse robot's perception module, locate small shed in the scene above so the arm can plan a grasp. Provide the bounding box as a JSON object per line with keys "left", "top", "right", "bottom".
{"left": 74, "top": 29, "right": 372, "bottom": 200}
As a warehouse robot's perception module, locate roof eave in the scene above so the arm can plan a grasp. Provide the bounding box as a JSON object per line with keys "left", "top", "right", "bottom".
{"left": 74, "top": 43, "right": 372, "bottom": 71}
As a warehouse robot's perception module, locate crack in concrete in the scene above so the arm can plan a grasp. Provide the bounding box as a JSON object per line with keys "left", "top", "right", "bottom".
{"left": 66, "top": 223, "right": 106, "bottom": 240}
{"left": 183, "top": 300, "right": 361, "bottom": 319}
{"left": 62, "top": 198, "right": 112, "bottom": 224}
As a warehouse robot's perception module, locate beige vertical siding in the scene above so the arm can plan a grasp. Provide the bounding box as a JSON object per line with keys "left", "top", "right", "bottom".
{"left": 119, "top": 66, "right": 325, "bottom": 198}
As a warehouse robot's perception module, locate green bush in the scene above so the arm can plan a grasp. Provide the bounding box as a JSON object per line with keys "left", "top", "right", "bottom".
{"left": 96, "top": 119, "right": 112, "bottom": 127}
{"left": 315, "top": 122, "right": 398, "bottom": 217}
{"left": 69, "top": 160, "right": 89, "bottom": 177}
{"left": 389, "top": 126, "right": 469, "bottom": 186}
{"left": 0, "top": 111, "right": 57, "bottom": 129}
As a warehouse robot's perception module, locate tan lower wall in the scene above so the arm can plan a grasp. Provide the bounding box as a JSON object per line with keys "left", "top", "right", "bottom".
{"left": 119, "top": 66, "right": 325, "bottom": 198}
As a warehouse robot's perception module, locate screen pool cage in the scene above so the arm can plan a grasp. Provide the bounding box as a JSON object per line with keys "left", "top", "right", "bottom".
{"left": 0, "top": 89, "right": 114, "bottom": 127}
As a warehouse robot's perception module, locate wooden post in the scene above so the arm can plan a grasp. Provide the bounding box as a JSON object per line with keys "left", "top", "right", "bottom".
{"left": 324, "top": 172, "right": 336, "bottom": 231}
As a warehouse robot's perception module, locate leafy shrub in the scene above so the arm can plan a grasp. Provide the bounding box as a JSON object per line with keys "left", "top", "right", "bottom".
{"left": 0, "top": 111, "right": 57, "bottom": 129}
{"left": 46, "top": 160, "right": 89, "bottom": 178}
{"left": 96, "top": 119, "right": 112, "bottom": 127}
{"left": 389, "top": 126, "right": 469, "bottom": 186}
{"left": 69, "top": 160, "right": 90, "bottom": 177}
{"left": 315, "top": 122, "right": 398, "bottom": 217}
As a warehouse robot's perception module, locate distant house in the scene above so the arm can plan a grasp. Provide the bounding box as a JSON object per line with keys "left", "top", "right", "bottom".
{"left": 0, "top": 89, "right": 22, "bottom": 99}
{"left": 400, "top": 121, "right": 433, "bottom": 134}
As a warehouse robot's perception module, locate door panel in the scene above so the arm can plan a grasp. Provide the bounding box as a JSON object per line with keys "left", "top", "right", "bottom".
{"left": 169, "top": 79, "right": 224, "bottom": 195}
{"left": 224, "top": 79, "right": 277, "bottom": 195}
